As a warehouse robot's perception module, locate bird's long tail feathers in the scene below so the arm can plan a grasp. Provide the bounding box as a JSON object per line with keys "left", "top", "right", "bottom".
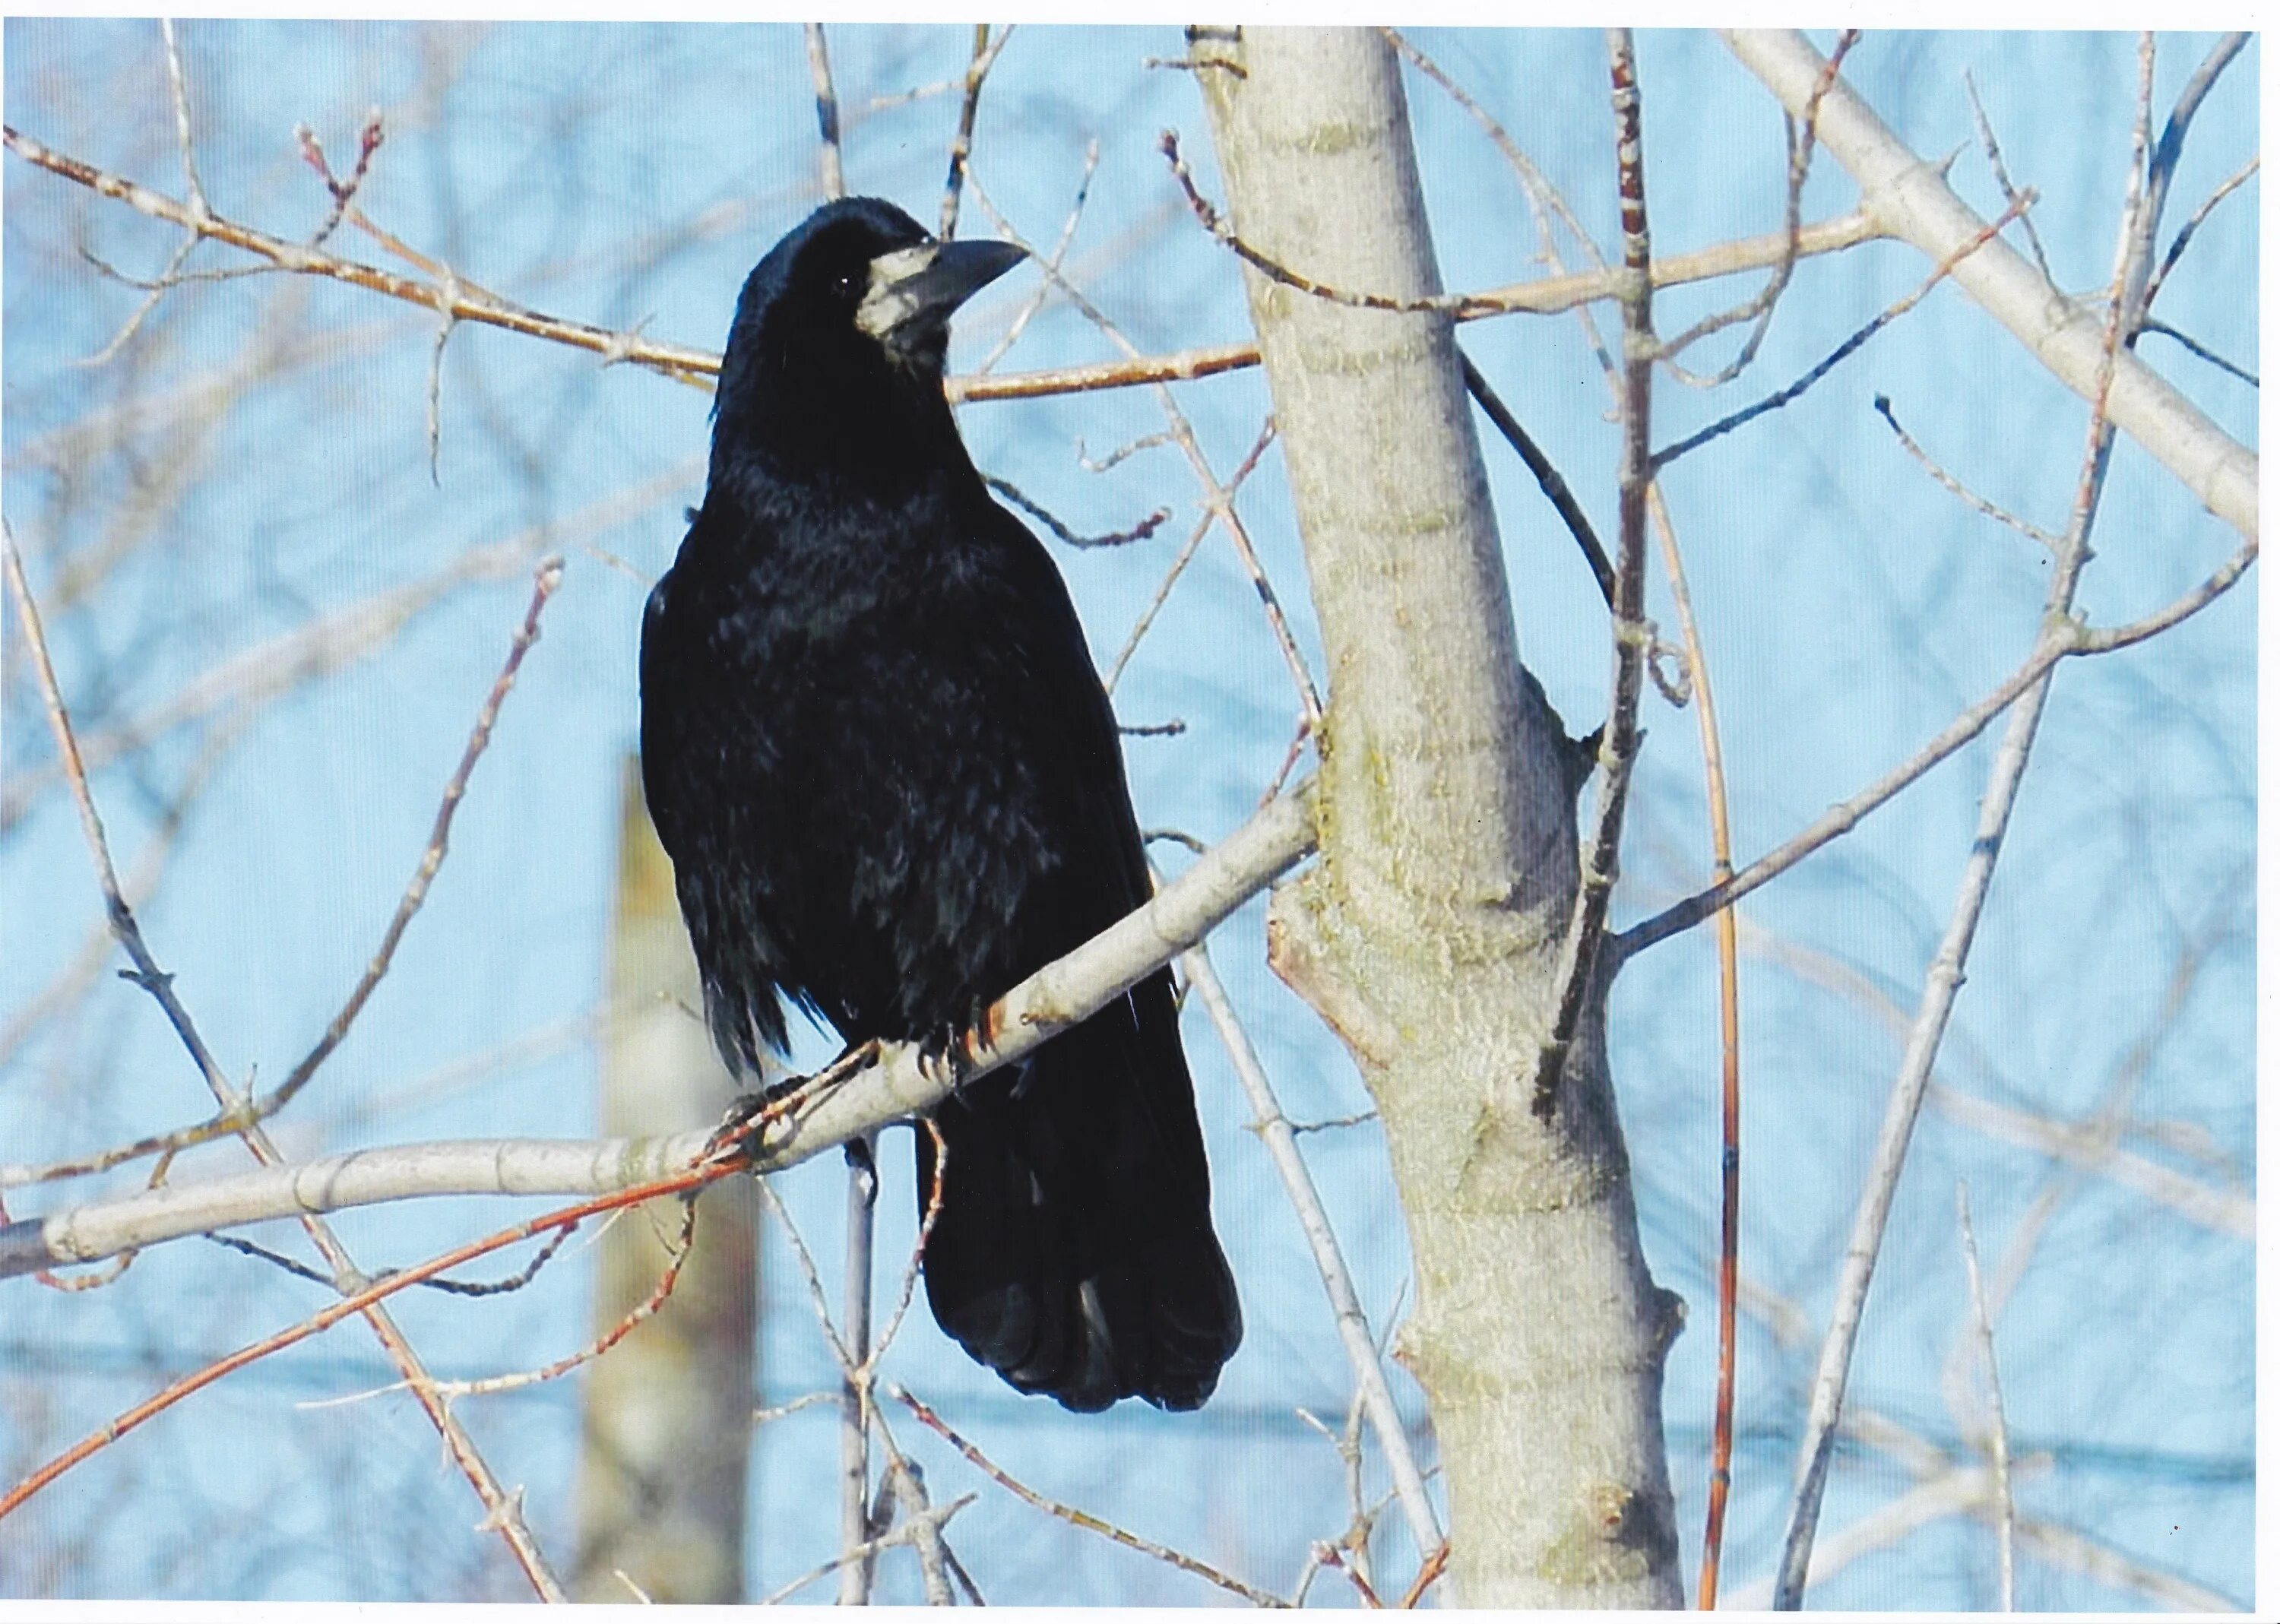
{"left": 916, "top": 969, "right": 1240, "bottom": 1412}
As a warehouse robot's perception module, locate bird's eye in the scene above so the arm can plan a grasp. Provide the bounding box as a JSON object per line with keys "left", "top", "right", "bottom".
{"left": 834, "top": 271, "right": 859, "bottom": 298}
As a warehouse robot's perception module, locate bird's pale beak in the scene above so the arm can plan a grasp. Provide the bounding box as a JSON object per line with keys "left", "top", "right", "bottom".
{"left": 855, "top": 238, "right": 1028, "bottom": 342}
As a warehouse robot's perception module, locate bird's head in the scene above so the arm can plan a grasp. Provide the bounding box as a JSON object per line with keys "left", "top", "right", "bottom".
{"left": 721, "top": 198, "right": 1026, "bottom": 409}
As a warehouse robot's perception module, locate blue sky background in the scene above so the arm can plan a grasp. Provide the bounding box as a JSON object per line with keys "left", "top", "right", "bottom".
{"left": 0, "top": 23, "right": 2256, "bottom": 1607}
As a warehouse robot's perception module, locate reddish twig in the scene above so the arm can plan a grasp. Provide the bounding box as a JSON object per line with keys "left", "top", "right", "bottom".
{"left": 1646, "top": 476, "right": 1743, "bottom": 1610}
{"left": 1399, "top": 1540, "right": 1451, "bottom": 1607}
{"left": 0, "top": 1164, "right": 720, "bottom": 1527}
{"left": 4, "top": 527, "right": 572, "bottom": 1597}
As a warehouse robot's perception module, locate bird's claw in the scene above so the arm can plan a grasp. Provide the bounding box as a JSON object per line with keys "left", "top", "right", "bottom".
{"left": 708, "top": 1072, "right": 806, "bottom": 1164}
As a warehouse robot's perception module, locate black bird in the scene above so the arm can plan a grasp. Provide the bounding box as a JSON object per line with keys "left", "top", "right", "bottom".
{"left": 638, "top": 198, "right": 1242, "bottom": 1411}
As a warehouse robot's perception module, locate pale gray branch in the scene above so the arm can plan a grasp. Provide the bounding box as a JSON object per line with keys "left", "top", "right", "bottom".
{"left": 2, "top": 784, "right": 1316, "bottom": 1279}
{"left": 1722, "top": 29, "right": 2256, "bottom": 539}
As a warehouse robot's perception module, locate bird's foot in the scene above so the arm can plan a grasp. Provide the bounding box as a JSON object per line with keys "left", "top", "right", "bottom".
{"left": 915, "top": 1013, "right": 984, "bottom": 1094}
{"left": 705, "top": 1072, "right": 808, "bottom": 1165}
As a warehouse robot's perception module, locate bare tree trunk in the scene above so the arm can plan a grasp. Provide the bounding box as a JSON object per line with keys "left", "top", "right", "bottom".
{"left": 572, "top": 759, "right": 758, "bottom": 1603}
{"left": 1194, "top": 27, "right": 1682, "bottom": 1607}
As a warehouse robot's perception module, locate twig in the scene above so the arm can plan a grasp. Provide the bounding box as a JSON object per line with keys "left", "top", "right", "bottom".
{"left": 75, "top": 20, "right": 208, "bottom": 366}
{"left": 0, "top": 1166, "right": 719, "bottom": 1531}
{"left": 1652, "top": 191, "right": 2033, "bottom": 469}
{"left": 264, "top": 556, "right": 565, "bottom": 1119}
{"left": 1078, "top": 429, "right": 1171, "bottom": 473}
{"left": 2141, "top": 32, "right": 2250, "bottom": 280}
{"left": 887, "top": 1455, "right": 956, "bottom": 1606}
{"left": 2, "top": 124, "right": 718, "bottom": 389}
{"left": 939, "top": 26, "right": 1009, "bottom": 240}
{"left": 1655, "top": 30, "right": 1856, "bottom": 384}
{"left": 296, "top": 109, "right": 384, "bottom": 248}
{"left": 1721, "top": 28, "right": 2256, "bottom": 539}
{"left": 1611, "top": 523, "right": 2256, "bottom": 964}
{"left": 752, "top": 1389, "right": 837, "bottom": 1428}
{"left": 1382, "top": 27, "right": 1601, "bottom": 284}
{"left": 1181, "top": 937, "right": 1443, "bottom": 1565}
{"left": 1642, "top": 474, "right": 1744, "bottom": 1613}
{"left": 974, "top": 140, "right": 1097, "bottom": 375}
{"left": 889, "top": 1385, "right": 1284, "bottom": 1606}
{"left": 758, "top": 1490, "right": 976, "bottom": 1606}
{"left": 952, "top": 211, "right": 1879, "bottom": 406}
{"left": 2145, "top": 154, "right": 2256, "bottom": 306}
{"left": 869, "top": 1120, "right": 948, "bottom": 1365}
{"left": 1459, "top": 353, "right": 1614, "bottom": 606}
{"left": 2137, "top": 318, "right": 2257, "bottom": 388}
{"left": 1769, "top": 48, "right": 2157, "bottom": 1604}
{"left": 3, "top": 524, "right": 568, "bottom": 1597}
{"left": 1955, "top": 1185, "right": 2014, "bottom": 1610}
{"left": 1399, "top": 1541, "right": 1451, "bottom": 1607}
{"left": 983, "top": 473, "right": 1167, "bottom": 549}
{"left": 207, "top": 1219, "right": 575, "bottom": 1299}
{"left": 1873, "top": 394, "right": 2062, "bottom": 549}
{"left": 804, "top": 24, "right": 845, "bottom": 201}
{"left": 1962, "top": 70, "right": 2054, "bottom": 286}
{"left": 9, "top": 117, "right": 1892, "bottom": 413}
{"left": 1531, "top": 29, "right": 1655, "bottom": 1122}
{"left": 1101, "top": 417, "right": 1277, "bottom": 693}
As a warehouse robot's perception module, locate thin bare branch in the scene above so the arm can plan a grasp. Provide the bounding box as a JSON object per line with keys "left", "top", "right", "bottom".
{"left": 264, "top": 558, "right": 565, "bottom": 1119}
{"left": 1531, "top": 29, "right": 1655, "bottom": 1122}
{"left": 983, "top": 473, "right": 1167, "bottom": 550}
{"left": 5, "top": 524, "right": 569, "bottom": 1595}
{"left": 889, "top": 1385, "right": 1283, "bottom": 1605}
{"left": 974, "top": 140, "right": 1097, "bottom": 374}
{"left": 2146, "top": 154, "right": 2256, "bottom": 305}
{"left": 1962, "top": 70, "right": 2055, "bottom": 285}
{"left": 938, "top": 25, "right": 1009, "bottom": 239}
{"left": 1657, "top": 30, "right": 1857, "bottom": 384}
{"left": 1955, "top": 1185, "right": 2014, "bottom": 1610}
{"left": 1654, "top": 191, "right": 2033, "bottom": 469}
{"left": 3, "top": 125, "right": 717, "bottom": 388}
{"left": 1101, "top": 416, "right": 1277, "bottom": 694}
{"left": 1873, "top": 393, "right": 2062, "bottom": 548}
{"left": 1610, "top": 516, "right": 2253, "bottom": 967}
{"left": 967, "top": 173, "right": 1319, "bottom": 727}
{"left": 1770, "top": 52, "right": 2157, "bottom": 1603}
{"left": 758, "top": 1489, "right": 976, "bottom": 1607}
{"left": 1181, "top": 935, "right": 1442, "bottom": 1565}
{"left": 2138, "top": 318, "right": 2257, "bottom": 388}
{"left": 804, "top": 24, "right": 845, "bottom": 201}
{"left": 1459, "top": 353, "right": 1613, "bottom": 606}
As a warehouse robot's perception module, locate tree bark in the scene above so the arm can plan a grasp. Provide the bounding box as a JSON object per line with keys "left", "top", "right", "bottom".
{"left": 572, "top": 760, "right": 758, "bottom": 1603}
{"left": 1194, "top": 26, "right": 1683, "bottom": 1607}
